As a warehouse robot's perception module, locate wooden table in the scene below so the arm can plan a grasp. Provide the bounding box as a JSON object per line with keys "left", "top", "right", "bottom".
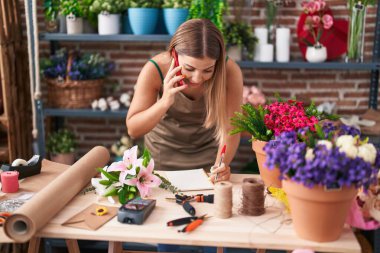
{"left": 29, "top": 174, "right": 360, "bottom": 253}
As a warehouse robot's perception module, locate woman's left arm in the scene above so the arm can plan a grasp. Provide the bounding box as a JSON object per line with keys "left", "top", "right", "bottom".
{"left": 210, "top": 60, "right": 243, "bottom": 182}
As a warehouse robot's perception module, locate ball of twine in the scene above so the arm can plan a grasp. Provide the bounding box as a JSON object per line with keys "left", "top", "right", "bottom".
{"left": 214, "top": 181, "right": 233, "bottom": 219}
{"left": 240, "top": 178, "right": 265, "bottom": 216}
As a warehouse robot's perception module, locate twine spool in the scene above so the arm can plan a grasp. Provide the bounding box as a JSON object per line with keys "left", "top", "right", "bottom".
{"left": 214, "top": 181, "right": 233, "bottom": 219}
{"left": 1, "top": 171, "right": 19, "bottom": 193}
{"left": 241, "top": 178, "right": 265, "bottom": 216}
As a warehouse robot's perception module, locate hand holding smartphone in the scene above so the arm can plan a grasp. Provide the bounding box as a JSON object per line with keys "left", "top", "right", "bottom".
{"left": 171, "top": 49, "right": 185, "bottom": 86}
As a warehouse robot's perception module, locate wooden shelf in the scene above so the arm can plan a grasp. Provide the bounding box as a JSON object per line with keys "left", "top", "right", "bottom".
{"left": 237, "top": 61, "right": 380, "bottom": 70}
{"left": 44, "top": 108, "right": 128, "bottom": 118}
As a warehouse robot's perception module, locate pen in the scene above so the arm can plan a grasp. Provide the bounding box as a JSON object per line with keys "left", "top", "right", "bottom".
{"left": 215, "top": 144, "right": 226, "bottom": 182}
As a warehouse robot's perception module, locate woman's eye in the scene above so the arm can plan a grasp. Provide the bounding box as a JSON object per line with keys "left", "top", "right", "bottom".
{"left": 184, "top": 68, "right": 194, "bottom": 72}
{"left": 204, "top": 70, "right": 213, "bottom": 73}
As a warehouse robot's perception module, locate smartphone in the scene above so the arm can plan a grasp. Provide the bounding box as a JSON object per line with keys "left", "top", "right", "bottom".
{"left": 171, "top": 49, "right": 185, "bottom": 86}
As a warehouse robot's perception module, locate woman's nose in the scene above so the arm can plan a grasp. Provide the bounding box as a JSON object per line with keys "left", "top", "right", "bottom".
{"left": 191, "top": 71, "right": 204, "bottom": 84}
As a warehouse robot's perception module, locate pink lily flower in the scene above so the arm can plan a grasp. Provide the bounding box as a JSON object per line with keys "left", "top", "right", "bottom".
{"left": 107, "top": 145, "right": 138, "bottom": 182}
{"left": 125, "top": 159, "right": 162, "bottom": 197}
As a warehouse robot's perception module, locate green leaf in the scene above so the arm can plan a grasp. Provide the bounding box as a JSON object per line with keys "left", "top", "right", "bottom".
{"left": 118, "top": 188, "right": 127, "bottom": 204}
{"left": 104, "top": 187, "right": 118, "bottom": 197}
{"left": 99, "top": 180, "right": 112, "bottom": 186}
{"left": 97, "top": 167, "right": 119, "bottom": 182}
{"left": 315, "top": 124, "right": 325, "bottom": 139}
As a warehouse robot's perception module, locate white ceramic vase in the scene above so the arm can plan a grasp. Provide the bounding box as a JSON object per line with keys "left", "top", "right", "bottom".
{"left": 98, "top": 13, "right": 121, "bottom": 35}
{"left": 66, "top": 15, "right": 83, "bottom": 34}
{"left": 306, "top": 44, "right": 327, "bottom": 63}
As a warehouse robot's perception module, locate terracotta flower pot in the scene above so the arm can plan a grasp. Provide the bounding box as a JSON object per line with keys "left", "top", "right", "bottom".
{"left": 252, "top": 140, "right": 281, "bottom": 188}
{"left": 283, "top": 180, "right": 357, "bottom": 242}
{"left": 51, "top": 153, "right": 76, "bottom": 165}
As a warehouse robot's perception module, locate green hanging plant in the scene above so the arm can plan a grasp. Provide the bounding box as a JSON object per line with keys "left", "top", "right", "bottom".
{"left": 188, "top": 0, "right": 227, "bottom": 34}
{"left": 224, "top": 21, "right": 258, "bottom": 60}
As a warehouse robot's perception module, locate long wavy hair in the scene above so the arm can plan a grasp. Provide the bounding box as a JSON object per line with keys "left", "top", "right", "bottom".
{"left": 168, "top": 19, "right": 227, "bottom": 143}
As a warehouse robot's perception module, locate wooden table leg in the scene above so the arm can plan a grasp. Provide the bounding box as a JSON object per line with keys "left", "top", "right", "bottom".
{"left": 216, "top": 247, "right": 223, "bottom": 253}
{"left": 256, "top": 249, "right": 266, "bottom": 253}
{"left": 65, "top": 239, "right": 80, "bottom": 253}
{"left": 108, "top": 241, "right": 123, "bottom": 253}
{"left": 27, "top": 237, "right": 40, "bottom": 253}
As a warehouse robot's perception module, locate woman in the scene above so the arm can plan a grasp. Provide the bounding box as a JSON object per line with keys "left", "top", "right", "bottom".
{"left": 126, "top": 19, "right": 243, "bottom": 183}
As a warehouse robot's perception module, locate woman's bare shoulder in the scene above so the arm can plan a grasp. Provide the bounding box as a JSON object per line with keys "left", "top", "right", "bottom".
{"left": 150, "top": 51, "right": 172, "bottom": 75}
{"left": 226, "top": 58, "right": 243, "bottom": 87}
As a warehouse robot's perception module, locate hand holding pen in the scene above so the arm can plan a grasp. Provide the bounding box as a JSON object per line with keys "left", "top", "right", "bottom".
{"left": 210, "top": 145, "right": 230, "bottom": 183}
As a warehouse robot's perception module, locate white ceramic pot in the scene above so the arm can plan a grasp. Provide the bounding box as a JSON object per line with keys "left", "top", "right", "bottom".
{"left": 66, "top": 15, "right": 83, "bottom": 34}
{"left": 98, "top": 13, "right": 121, "bottom": 35}
{"left": 306, "top": 45, "right": 327, "bottom": 63}
{"left": 227, "top": 45, "right": 242, "bottom": 61}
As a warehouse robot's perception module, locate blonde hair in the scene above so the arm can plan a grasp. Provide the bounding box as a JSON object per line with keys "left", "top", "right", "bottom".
{"left": 168, "top": 19, "right": 227, "bottom": 143}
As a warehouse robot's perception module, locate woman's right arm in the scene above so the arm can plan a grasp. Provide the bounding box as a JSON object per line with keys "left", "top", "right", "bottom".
{"left": 126, "top": 59, "right": 186, "bottom": 138}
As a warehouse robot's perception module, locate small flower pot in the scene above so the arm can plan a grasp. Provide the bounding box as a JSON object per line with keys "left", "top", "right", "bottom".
{"left": 252, "top": 140, "right": 281, "bottom": 188}
{"left": 128, "top": 8, "right": 159, "bottom": 35}
{"left": 283, "top": 180, "right": 357, "bottom": 242}
{"left": 98, "top": 13, "right": 121, "bottom": 35}
{"left": 305, "top": 44, "right": 327, "bottom": 63}
{"left": 163, "top": 8, "right": 189, "bottom": 35}
{"left": 66, "top": 15, "right": 83, "bottom": 34}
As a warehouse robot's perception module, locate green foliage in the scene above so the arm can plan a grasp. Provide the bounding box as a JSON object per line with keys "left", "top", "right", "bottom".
{"left": 44, "top": 0, "right": 61, "bottom": 21}
{"left": 89, "top": 0, "right": 128, "bottom": 14}
{"left": 81, "top": 0, "right": 97, "bottom": 27}
{"left": 129, "top": 0, "right": 162, "bottom": 8}
{"left": 188, "top": 0, "right": 226, "bottom": 34}
{"left": 61, "top": 0, "right": 84, "bottom": 17}
{"left": 46, "top": 129, "right": 76, "bottom": 154}
{"left": 305, "top": 101, "right": 340, "bottom": 121}
{"left": 266, "top": 1, "right": 277, "bottom": 32}
{"left": 162, "top": 0, "right": 191, "bottom": 8}
{"left": 230, "top": 104, "right": 273, "bottom": 142}
{"left": 224, "top": 21, "right": 257, "bottom": 60}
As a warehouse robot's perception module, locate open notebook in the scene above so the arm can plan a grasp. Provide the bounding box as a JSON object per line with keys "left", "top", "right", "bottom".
{"left": 164, "top": 169, "right": 214, "bottom": 192}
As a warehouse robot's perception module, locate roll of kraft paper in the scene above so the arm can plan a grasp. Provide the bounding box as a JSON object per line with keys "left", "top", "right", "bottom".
{"left": 4, "top": 146, "right": 110, "bottom": 242}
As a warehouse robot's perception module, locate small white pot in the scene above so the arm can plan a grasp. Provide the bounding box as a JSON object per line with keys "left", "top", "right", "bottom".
{"left": 259, "top": 44, "right": 274, "bottom": 62}
{"left": 227, "top": 45, "right": 242, "bottom": 61}
{"left": 98, "top": 13, "right": 121, "bottom": 35}
{"left": 306, "top": 45, "right": 327, "bottom": 63}
{"left": 66, "top": 15, "right": 83, "bottom": 34}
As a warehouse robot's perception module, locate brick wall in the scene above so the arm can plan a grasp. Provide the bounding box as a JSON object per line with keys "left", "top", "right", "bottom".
{"left": 22, "top": 0, "right": 380, "bottom": 169}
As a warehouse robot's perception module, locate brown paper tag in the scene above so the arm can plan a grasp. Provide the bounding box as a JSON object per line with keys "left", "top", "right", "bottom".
{"left": 62, "top": 203, "right": 118, "bottom": 230}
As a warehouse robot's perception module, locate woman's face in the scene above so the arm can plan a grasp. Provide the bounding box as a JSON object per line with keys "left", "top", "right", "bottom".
{"left": 178, "top": 54, "right": 216, "bottom": 88}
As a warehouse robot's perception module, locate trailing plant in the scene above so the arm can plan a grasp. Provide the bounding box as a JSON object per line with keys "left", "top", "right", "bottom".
{"left": 129, "top": 0, "right": 162, "bottom": 8}
{"left": 224, "top": 21, "right": 257, "bottom": 59}
{"left": 46, "top": 129, "right": 76, "bottom": 154}
{"left": 188, "top": 0, "right": 226, "bottom": 34}
{"left": 162, "top": 0, "right": 191, "bottom": 8}
{"left": 81, "top": 0, "right": 97, "bottom": 27}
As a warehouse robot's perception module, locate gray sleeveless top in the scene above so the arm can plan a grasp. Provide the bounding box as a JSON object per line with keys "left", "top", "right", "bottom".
{"left": 144, "top": 59, "right": 218, "bottom": 171}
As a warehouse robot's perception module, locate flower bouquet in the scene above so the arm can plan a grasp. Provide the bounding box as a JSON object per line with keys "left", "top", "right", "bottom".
{"left": 264, "top": 122, "right": 380, "bottom": 241}
{"left": 230, "top": 96, "right": 338, "bottom": 188}
{"left": 92, "top": 146, "right": 177, "bottom": 204}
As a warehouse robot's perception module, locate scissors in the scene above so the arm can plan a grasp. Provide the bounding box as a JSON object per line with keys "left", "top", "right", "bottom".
{"left": 167, "top": 214, "right": 210, "bottom": 233}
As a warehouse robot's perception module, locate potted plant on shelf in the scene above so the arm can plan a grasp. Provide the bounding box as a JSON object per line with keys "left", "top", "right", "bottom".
{"left": 265, "top": 122, "right": 380, "bottom": 242}
{"left": 81, "top": 0, "right": 98, "bottom": 33}
{"left": 298, "top": 0, "right": 334, "bottom": 62}
{"left": 46, "top": 128, "right": 77, "bottom": 165}
{"left": 128, "top": 0, "right": 162, "bottom": 35}
{"left": 230, "top": 96, "right": 338, "bottom": 188}
{"left": 89, "top": 0, "right": 128, "bottom": 35}
{"left": 224, "top": 21, "right": 257, "bottom": 61}
{"left": 43, "top": 0, "right": 61, "bottom": 32}
{"left": 162, "top": 0, "right": 191, "bottom": 35}
{"left": 40, "top": 49, "right": 115, "bottom": 109}
{"left": 61, "top": 0, "right": 84, "bottom": 34}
